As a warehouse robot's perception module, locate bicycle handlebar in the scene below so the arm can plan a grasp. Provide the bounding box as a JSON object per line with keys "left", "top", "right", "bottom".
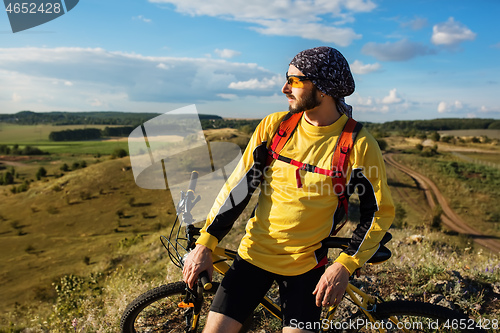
{"left": 187, "top": 170, "right": 199, "bottom": 194}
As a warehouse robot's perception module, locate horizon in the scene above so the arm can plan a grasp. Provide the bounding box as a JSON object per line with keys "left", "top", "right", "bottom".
{"left": 3, "top": 109, "right": 500, "bottom": 125}
{"left": 1, "top": 0, "right": 499, "bottom": 123}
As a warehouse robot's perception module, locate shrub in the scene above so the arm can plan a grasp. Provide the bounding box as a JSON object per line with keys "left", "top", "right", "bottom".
{"left": 376, "top": 138, "right": 388, "bottom": 151}
{"left": 440, "top": 136, "right": 453, "bottom": 143}
{"left": 111, "top": 148, "right": 128, "bottom": 158}
{"left": 429, "top": 131, "right": 440, "bottom": 142}
{"left": 17, "top": 180, "right": 30, "bottom": 192}
{"left": 36, "top": 167, "right": 47, "bottom": 180}
{"left": 392, "top": 203, "right": 407, "bottom": 228}
{"left": 428, "top": 206, "right": 443, "bottom": 231}
{"left": 3, "top": 171, "right": 14, "bottom": 185}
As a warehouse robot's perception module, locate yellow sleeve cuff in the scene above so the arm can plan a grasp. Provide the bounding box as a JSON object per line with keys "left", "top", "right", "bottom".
{"left": 196, "top": 232, "right": 219, "bottom": 252}
{"left": 334, "top": 253, "right": 361, "bottom": 276}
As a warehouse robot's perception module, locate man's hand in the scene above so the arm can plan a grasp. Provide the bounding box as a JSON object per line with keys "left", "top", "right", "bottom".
{"left": 182, "top": 244, "right": 213, "bottom": 289}
{"left": 312, "top": 262, "right": 350, "bottom": 307}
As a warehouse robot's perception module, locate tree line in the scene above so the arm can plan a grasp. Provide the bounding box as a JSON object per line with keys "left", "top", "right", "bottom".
{"left": 0, "top": 111, "right": 222, "bottom": 126}
{"left": 369, "top": 118, "right": 500, "bottom": 132}
{"left": 48, "top": 126, "right": 138, "bottom": 141}
{"left": 0, "top": 144, "right": 48, "bottom": 155}
{"left": 3, "top": 111, "right": 499, "bottom": 136}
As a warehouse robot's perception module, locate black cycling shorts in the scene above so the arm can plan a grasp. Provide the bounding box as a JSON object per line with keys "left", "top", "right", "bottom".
{"left": 210, "top": 254, "right": 325, "bottom": 329}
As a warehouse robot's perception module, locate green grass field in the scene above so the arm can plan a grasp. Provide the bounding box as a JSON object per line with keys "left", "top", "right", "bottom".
{"left": 0, "top": 123, "right": 121, "bottom": 142}
{"left": 0, "top": 122, "right": 129, "bottom": 155}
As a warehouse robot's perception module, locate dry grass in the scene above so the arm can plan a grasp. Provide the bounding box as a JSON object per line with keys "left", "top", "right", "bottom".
{"left": 1, "top": 131, "right": 500, "bottom": 331}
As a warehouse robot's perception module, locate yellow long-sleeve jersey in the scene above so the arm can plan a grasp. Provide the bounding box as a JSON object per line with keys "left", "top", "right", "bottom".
{"left": 197, "top": 112, "right": 395, "bottom": 276}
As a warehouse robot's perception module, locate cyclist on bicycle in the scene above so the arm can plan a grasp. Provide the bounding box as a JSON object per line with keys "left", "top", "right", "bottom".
{"left": 183, "top": 46, "right": 395, "bottom": 333}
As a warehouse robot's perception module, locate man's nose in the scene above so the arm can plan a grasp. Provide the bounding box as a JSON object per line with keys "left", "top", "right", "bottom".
{"left": 282, "top": 81, "right": 291, "bottom": 94}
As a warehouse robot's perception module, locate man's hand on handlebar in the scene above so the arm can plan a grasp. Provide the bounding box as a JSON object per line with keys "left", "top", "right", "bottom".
{"left": 182, "top": 243, "right": 214, "bottom": 289}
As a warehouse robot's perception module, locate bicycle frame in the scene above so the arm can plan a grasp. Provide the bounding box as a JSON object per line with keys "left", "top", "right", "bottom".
{"left": 209, "top": 245, "right": 395, "bottom": 333}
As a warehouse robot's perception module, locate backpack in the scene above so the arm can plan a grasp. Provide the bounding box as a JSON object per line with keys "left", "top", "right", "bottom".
{"left": 266, "top": 111, "right": 363, "bottom": 235}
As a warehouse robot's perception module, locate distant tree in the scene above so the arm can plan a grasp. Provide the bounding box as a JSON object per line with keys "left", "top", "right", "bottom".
{"left": 416, "top": 132, "right": 427, "bottom": 140}
{"left": 376, "top": 138, "right": 388, "bottom": 151}
{"left": 60, "top": 163, "right": 69, "bottom": 172}
{"left": 440, "top": 136, "right": 453, "bottom": 143}
{"left": 0, "top": 145, "right": 11, "bottom": 154}
{"left": 429, "top": 132, "right": 440, "bottom": 142}
{"left": 488, "top": 121, "right": 500, "bottom": 129}
{"left": 17, "top": 180, "right": 30, "bottom": 192}
{"left": 49, "top": 128, "right": 101, "bottom": 141}
{"left": 36, "top": 167, "right": 47, "bottom": 180}
{"left": 112, "top": 148, "right": 128, "bottom": 158}
{"left": 3, "top": 171, "right": 14, "bottom": 185}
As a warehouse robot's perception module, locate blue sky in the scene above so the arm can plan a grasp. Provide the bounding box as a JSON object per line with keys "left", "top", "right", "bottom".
{"left": 0, "top": 0, "right": 499, "bottom": 122}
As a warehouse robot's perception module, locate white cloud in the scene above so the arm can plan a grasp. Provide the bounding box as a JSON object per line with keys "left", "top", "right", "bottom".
{"left": 437, "top": 101, "right": 447, "bottom": 113}
{"left": 133, "top": 15, "right": 152, "bottom": 23}
{"left": 0, "top": 47, "right": 281, "bottom": 112}
{"left": 431, "top": 17, "right": 476, "bottom": 47}
{"left": 251, "top": 20, "right": 361, "bottom": 46}
{"left": 348, "top": 90, "right": 408, "bottom": 115}
{"left": 437, "top": 100, "right": 464, "bottom": 113}
{"left": 156, "top": 63, "right": 171, "bottom": 70}
{"left": 89, "top": 98, "right": 104, "bottom": 107}
{"left": 217, "top": 93, "right": 238, "bottom": 100}
{"left": 401, "top": 17, "right": 428, "bottom": 30}
{"left": 350, "top": 60, "right": 381, "bottom": 74}
{"left": 149, "top": 0, "right": 377, "bottom": 45}
{"left": 382, "top": 89, "right": 403, "bottom": 104}
{"left": 362, "top": 39, "right": 434, "bottom": 61}
{"left": 479, "top": 105, "right": 500, "bottom": 114}
{"left": 12, "top": 92, "right": 21, "bottom": 102}
{"left": 350, "top": 93, "right": 373, "bottom": 106}
{"left": 214, "top": 49, "right": 241, "bottom": 59}
{"left": 228, "top": 75, "right": 282, "bottom": 90}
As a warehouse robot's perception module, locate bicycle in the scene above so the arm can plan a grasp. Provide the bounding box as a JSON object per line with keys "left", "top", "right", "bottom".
{"left": 121, "top": 171, "right": 488, "bottom": 332}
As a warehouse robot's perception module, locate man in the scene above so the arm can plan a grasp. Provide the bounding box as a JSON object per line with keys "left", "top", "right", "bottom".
{"left": 183, "top": 46, "right": 394, "bottom": 332}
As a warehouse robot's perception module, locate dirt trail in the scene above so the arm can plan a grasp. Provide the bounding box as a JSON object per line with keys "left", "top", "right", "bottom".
{"left": 384, "top": 153, "right": 500, "bottom": 253}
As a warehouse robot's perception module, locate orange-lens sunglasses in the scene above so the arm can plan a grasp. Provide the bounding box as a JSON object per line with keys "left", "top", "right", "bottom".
{"left": 286, "top": 72, "right": 315, "bottom": 88}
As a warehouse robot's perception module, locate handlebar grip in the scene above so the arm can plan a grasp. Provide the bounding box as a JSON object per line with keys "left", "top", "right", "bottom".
{"left": 199, "top": 271, "right": 212, "bottom": 290}
{"left": 188, "top": 171, "right": 199, "bottom": 193}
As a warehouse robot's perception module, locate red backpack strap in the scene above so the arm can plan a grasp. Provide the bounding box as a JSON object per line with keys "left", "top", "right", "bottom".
{"left": 331, "top": 118, "right": 362, "bottom": 235}
{"left": 267, "top": 112, "right": 303, "bottom": 164}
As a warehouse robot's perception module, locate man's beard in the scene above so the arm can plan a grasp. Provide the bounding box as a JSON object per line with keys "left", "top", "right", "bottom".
{"left": 288, "top": 86, "right": 321, "bottom": 114}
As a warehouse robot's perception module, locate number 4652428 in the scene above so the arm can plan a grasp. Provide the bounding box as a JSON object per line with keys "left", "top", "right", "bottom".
{"left": 5, "top": 2, "right": 62, "bottom": 14}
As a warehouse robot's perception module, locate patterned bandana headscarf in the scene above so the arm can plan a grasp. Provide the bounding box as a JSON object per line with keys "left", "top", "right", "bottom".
{"left": 290, "top": 46, "right": 355, "bottom": 117}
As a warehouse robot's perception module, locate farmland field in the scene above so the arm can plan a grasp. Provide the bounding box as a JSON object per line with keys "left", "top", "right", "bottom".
{"left": 439, "top": 129, "right": 500, "bottom": 139}
{"left": 0, "top": 123, "right": 124, "bottom": 142}
{"left": 0, "top": 122, "right": 128, "bottom": 154}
